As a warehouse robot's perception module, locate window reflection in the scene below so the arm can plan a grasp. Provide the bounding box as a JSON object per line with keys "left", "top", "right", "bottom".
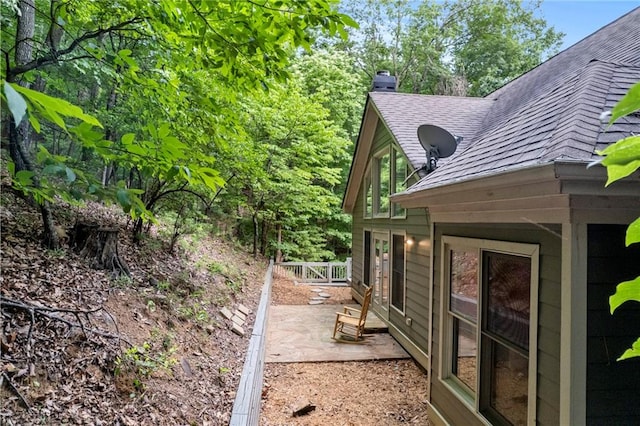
{"left": 489, "top": 342, "right": 528, "bottom": 426}
{"left": 452, "top": 317, "right": 477, "bottom": 392}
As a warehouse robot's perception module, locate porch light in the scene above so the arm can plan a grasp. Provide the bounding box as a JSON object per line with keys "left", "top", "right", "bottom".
{"left": 406, "top": 237, "right": 415, "bottom": 246}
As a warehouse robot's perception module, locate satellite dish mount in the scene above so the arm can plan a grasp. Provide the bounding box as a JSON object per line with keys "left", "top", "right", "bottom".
{"left": 416, "top": 124, "right": 460, "bottom": 173}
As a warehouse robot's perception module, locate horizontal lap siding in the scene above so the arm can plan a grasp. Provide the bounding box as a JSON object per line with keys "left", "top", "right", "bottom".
{"left": 587, "top": 224, "right": 640, "bottom": 425}
{"left": 350, "top": 125, "right": 431, "bottom": 358}
{"left": 432, "top": 223, "right": 561, "bottom": 426}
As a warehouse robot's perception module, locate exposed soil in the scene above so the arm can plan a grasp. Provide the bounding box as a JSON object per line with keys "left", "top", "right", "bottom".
{"left": 1, "top": 192, "right": 267, "bottom": 425}
{"left": 261, "top": 276, "right": 431, "bottom": 425}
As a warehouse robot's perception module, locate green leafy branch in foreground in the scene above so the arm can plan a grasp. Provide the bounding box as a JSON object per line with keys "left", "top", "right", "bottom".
{"left": 598, "top": 80, "right": 640, "bottom": 360}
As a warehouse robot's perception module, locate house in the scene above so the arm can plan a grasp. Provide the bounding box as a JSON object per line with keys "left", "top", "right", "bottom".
{"left": 342, "top": 8, "right": 640, "bottom": 426}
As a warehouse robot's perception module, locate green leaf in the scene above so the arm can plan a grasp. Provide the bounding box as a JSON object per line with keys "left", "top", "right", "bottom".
{"left": 11, "top": 83, "right": 102, "bottom": 128}
{"left": 15, "top": 170, "right": 35, "bottom": 186}
{"left": 603, "top": 159, "right": 640, "bottom": 186}
{"left": 166, "top": 165, "right": 180, "bottom": 181}
{"left": 599, "top": 135, "right": 640, "bottom": 165}
{"left": 3, "top": 81, "right": 27, "bottom": 126}
{"left": 116, "top": 188, "right": 132, "bottom": 212}
{"left": 65, "top": 167, "right": 77, "bottom": 183}
{"left": 626, "top": 217, "right": 640, "bottom": 247}
{"left": 121, "top": 133, "right": 135, "bottom": 145}
{"left": 610, "top": 276, "right": 640, "bottom": 314}
{"left": 29, "top": 114, "right": 41, "bottom": 133}
{"left": 617, "top": 337, "right": 640, "bottom": 361}
{"left": 42, "top": 164, "right": 63, "bottom": 176}
{"left": 610, "top": 81, "right": 640, "bottom": 124}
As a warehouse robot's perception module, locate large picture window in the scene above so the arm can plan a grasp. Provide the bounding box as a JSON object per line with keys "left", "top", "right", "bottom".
{"left": 442, "top": 237, "right": 539, "bottom": 426}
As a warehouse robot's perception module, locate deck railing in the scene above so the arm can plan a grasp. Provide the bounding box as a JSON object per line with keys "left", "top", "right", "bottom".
{"left": 273, "top": 258, "right": 352, "bottom": 283}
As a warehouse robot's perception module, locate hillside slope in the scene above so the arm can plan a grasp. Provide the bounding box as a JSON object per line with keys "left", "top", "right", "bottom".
{"left": 0, "top": 193, "right": 267, "bottom": 425}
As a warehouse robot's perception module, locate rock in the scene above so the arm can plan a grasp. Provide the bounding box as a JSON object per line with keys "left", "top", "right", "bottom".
{"left": 310, "top": 297, "right": 325, "bottom": 301}
{"left": 318, "top": 293, "right": 331, "bottom": 298}
{"left": 237, "top": 304, "right": 250, "bottom": 316}
{"left": 180, "top": 358, "right": 193, "bottom": 378}
{"left": 220, "top": 307, "right": 233, "bottom": 320}
{"left": 233, "top": 310, "right": 247, "bottom": 321}
{"left": 231, "top": 324, "right": 245, "bottom": 336}
{"left": 231, "top": 315, "right": 245, "bottom": 326}
{"left": 308, "top": 300, "right": 324, "bottom": 305}
{"left": 292, "top": 402, "right": 316, "bottom": 417}
{"left": 311, "top": 289, "right": 323, "bottom": 293}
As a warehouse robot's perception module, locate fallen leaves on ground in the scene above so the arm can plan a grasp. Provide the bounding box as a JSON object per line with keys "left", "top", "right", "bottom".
{"left": 1, "top": 193, "right": 267, "bottom": 425}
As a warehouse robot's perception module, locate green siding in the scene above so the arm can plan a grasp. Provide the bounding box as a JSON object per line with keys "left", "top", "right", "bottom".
{"left": 350, "top": 123, "right": 431, "bottom": 358}
{"left": 432, "top": 223, "right": 561, "bottom": 426}
{"left": 586, "top": 224, "right": 640, "bottom": 425}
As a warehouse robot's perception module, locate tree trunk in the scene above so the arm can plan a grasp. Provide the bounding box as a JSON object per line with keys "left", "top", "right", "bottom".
{"left": 276, "top": 222, "right": 283, "bottom": 263}
{"left": 72, "top": 223, "right": 130, "bottom": 278}
{"left": 252, "top": 213, "right": 259, "bottom": 259}
{"left": 8, "top": 0, "right": 59, "bottom": 249}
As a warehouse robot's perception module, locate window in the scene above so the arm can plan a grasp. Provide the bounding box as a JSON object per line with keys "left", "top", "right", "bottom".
{"left": 364, "top": 146, "right": 408, "bottom": 219}
{"left": 391, "top": 234, "right": 406, "bottom": 312}
{"left": 442, "top": 237, "right": 539, "bottom": 426}
{"left": 392, "top": 150, "right": 407, "bottom": 218}
{"left": 364, "top": 167, "right": 372, "bottom": 218}
{"left": 374, "top": 150, "right": 390, "bottom": 216}
{"left": 363, "top": 230, "right": 371, "bottom": 286}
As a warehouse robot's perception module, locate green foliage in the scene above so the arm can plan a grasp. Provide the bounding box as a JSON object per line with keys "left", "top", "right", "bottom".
{"left": 176, "top": 302, "right": 209, "bottom": 324}
{"left": 600, "top": 80, "right": 640, "bottom": 360}
{"left": 338, "top": 0, "right": 563, "bottom": 96}
{"left": 112, "top": 274, "right": 133, "bottom": 288}
{"left": 1, "top": 0, "right": 356, "bottom": 247}
{"left": 114, "top": 341, "right": 177, "bottom": 394}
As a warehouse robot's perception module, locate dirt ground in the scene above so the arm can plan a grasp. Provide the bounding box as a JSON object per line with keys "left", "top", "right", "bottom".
{"left": 0, "top": 194, "right": 266, "bottom": 425}
{"left": 261, "top": 276, "right": 431, "bottom": 425}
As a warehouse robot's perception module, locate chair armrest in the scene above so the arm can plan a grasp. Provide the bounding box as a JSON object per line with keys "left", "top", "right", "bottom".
{"left": 343, "top": 306, "right": 362, "bottom": 315}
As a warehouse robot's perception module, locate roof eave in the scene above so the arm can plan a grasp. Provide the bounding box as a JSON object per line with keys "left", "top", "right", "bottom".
{"left": 342, "top": 96, "right": 378, "bottom": 214}
{"left": 391, "top": 160, "right": 640, "bottom": 224}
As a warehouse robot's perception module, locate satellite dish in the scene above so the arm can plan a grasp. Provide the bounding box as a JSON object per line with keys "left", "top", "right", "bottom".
{"left": 416, "top": 124, "right": 460, "bottom": 173}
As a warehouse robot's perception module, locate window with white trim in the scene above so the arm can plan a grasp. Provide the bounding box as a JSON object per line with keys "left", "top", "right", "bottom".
{"left": 442, "top": 237, "right": 539, "bottom": 426}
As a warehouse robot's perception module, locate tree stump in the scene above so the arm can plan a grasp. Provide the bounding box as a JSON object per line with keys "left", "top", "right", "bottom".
{"left": 72, "top": 223, "right": 130, "bottom": 277}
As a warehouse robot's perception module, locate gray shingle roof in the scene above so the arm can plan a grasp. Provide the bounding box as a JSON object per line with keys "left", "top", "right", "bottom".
{"left": 373, "top": 7, "right": 640, "bottom": 195}
{"left": 369, "top": 92, "right": 494, "bottom": 170}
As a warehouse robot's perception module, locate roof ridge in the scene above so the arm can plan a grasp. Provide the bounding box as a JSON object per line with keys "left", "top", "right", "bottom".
{"left": 369, "top": 91, "right": 488, "bottom": 101}
{"left": 487, "top": 7, "right": 640, "bottom": 99}
{"left": 540, "top": 61, "right": 616, "bottom": 161}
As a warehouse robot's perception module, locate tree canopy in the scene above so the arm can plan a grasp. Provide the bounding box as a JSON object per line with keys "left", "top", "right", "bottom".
{"left": 337, "top": 0, "right": 563, "bottom": 96}
{"left": 1, "top": 0, "right": 563, "bottom": 261}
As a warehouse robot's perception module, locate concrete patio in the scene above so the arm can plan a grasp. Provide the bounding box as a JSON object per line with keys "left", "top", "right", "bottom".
{"left": 265, "top": 304, "right": 410, "bottom": 363}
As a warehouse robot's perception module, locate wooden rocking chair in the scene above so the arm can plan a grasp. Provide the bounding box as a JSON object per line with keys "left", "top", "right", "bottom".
{"left": 332, "top": 286, "right": 373, "bottom": 342}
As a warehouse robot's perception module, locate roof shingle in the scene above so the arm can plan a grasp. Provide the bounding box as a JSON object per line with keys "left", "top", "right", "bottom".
{"left": 371, "top": 7, "right": 640, "bottom": 195}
